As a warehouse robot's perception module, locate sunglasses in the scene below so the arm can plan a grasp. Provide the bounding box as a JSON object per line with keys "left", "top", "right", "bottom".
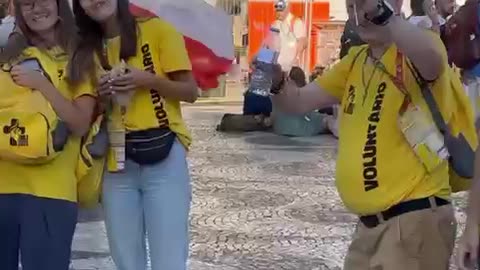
{"left": 274, "top": 2, "right": 286, "bottom": 11}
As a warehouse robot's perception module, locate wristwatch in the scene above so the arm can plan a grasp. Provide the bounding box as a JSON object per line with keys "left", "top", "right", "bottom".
{"left": 365, "top": 0, "right": 394, "bottom": 26}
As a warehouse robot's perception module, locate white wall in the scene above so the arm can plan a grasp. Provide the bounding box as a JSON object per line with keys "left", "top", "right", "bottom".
{"left": 328, "top": 0, "right": 347, "bottom": 20}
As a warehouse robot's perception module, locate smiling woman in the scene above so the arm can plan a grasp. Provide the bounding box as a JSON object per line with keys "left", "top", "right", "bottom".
{"left": 0, "top": 0, "right": 97, "bottom": 269}
{"left": 71, "top": 0, "right": 197, "bottom": 268}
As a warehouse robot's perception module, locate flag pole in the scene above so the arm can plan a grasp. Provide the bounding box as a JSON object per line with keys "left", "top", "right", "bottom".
{"left": 304, "top": 0, "right": 313, "bottom": 76}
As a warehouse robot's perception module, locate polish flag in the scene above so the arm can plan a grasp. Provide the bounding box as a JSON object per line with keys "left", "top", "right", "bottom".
{"left": 129, "top": 0, "right": 234, "bottom": 90}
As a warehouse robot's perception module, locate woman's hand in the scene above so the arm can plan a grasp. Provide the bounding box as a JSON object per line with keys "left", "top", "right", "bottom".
{"left": 10, "top": 65, "right": 52, "bottom": 91}
{"left": 10, "top": 65, "right": 96, "bottom": 136}
{"left": 97, "top": 67, "right": 154, "bottom": 96}
{"left": 96, "top": 73, "right": 112, "bottom": 96}
{"left": 110, "top": 66, "right": 154, "bottom": 93}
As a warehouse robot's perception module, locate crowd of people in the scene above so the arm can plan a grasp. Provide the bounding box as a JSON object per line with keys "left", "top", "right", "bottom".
{"left": 0, "top": 0, "right": 480, "bottom": 269}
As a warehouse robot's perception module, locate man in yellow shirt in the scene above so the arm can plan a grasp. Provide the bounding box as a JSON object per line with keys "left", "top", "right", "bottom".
{"left": 273, "top": 0, "right": 456, "bottom": 269}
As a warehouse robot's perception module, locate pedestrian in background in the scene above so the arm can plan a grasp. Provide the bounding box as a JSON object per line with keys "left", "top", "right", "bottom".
{"left": 272, "top": 0, "right": 307, "bottom": 73}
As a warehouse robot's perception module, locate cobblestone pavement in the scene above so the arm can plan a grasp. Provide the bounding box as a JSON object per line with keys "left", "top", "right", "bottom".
{"left": 72, "top": 105, "right": 469, "bottom": 270}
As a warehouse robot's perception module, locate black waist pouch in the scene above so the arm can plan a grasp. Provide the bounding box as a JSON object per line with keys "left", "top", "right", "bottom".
{"left": 125, "top": 127, "right": 176, "bottom": 165}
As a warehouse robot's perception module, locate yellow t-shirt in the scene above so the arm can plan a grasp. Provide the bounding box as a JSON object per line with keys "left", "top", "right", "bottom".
{"left": 0, "top": 47, "right": 95, "bottom": 202}
{"left": 316, "top": 35, "right": 452, "bottom": 215}
{"left": 104, "top": 17, "right": 192, "bottom": 148}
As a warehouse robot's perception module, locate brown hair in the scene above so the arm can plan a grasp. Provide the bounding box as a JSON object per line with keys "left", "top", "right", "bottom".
{"left": 289, "top": 66, "right": 306, "bottom": 87}
{"left": 1, "top": 0, "right": 85, "bottom": 84}
{"left": 71, "top": 0, "right": 138, "bottom": 79}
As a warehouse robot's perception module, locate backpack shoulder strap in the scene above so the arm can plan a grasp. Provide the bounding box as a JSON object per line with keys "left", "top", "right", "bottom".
{"left": 405, "top": 60, "right": 449, "bottom": 133}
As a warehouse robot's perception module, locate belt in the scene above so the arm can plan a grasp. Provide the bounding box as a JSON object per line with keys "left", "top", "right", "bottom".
{"left": 359, "top": 197, "right": 450, "bottom": 229}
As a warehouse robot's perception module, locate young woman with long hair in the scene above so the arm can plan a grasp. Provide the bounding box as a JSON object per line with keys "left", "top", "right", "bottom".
{"left": 72, "top": 0, "right": 198, "bottom": 269}
{"left": 0, "top": 0, "right": 97, "bottom": 269}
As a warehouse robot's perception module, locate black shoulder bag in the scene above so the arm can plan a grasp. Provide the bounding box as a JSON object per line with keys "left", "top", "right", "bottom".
{"left": 407, "top": 62, "right": 475, "bottom": 178}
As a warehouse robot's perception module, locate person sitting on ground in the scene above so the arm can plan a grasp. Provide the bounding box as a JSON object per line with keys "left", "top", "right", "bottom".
{"left": 216, "top": 66, "right": 307, "bottom": 133}
{"left": 273, "top": 66, "right": 336, "bottom": 137}
{"left": 219, "top": 0, "right": 308, "bottom": 132}
{"left": 215, "top": 64, "right": 273, "bottom": 132}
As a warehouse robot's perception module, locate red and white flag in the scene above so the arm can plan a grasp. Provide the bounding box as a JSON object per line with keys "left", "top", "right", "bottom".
{"left": 129, "top": 0, "right": 234, "bottom": 90}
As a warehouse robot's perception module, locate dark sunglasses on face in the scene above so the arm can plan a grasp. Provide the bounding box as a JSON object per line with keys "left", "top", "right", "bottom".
{"left": 274, "top": 2, "right": 286, "bottom": 11}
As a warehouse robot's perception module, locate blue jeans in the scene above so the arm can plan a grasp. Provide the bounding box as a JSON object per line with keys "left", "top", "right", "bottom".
{"left": 102, "top": 140, "right": 192, "bottom": 270}
{"left": 0, "top": 194, "right": 77, "bottom": 270}
{"left": 243, "top": 91, "right": 272, "bottom": 116}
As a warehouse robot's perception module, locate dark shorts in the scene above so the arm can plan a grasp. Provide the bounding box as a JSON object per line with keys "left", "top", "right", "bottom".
{"left": 0, "top": 194, "right": 78, "bottom": 270}
{"left": 243, "top": 91, "right": 272, "bottom": 116}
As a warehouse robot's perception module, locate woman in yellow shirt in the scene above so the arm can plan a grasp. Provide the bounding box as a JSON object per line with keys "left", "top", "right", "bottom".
{"left": 0, "top": 0, "right": 96, "bottom": 269}
{"left": 72, "top": 0, "right": 198, "bottom": 269}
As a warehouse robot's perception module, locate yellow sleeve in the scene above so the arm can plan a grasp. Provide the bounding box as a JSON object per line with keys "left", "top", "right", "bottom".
{"left": 426, "top": 30, "right": 454, "bottom": 123}
{"left": 155, "top": 19, "right": 192, "bottom": 73}
{"left": 314, "top": 46, "right": 365, "bottom": 100}
{"left": 428, "top": 30, "right": 449, "bottom": 64}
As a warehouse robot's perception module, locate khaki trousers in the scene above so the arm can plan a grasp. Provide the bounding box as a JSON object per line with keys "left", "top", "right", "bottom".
{"left": 344, "top": 204, "right": 456, "bottom": 270}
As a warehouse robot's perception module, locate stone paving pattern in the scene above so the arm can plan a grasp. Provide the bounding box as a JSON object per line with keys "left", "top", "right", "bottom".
{"left": 72, "top": 105, "right": 469, "bottom": 270}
